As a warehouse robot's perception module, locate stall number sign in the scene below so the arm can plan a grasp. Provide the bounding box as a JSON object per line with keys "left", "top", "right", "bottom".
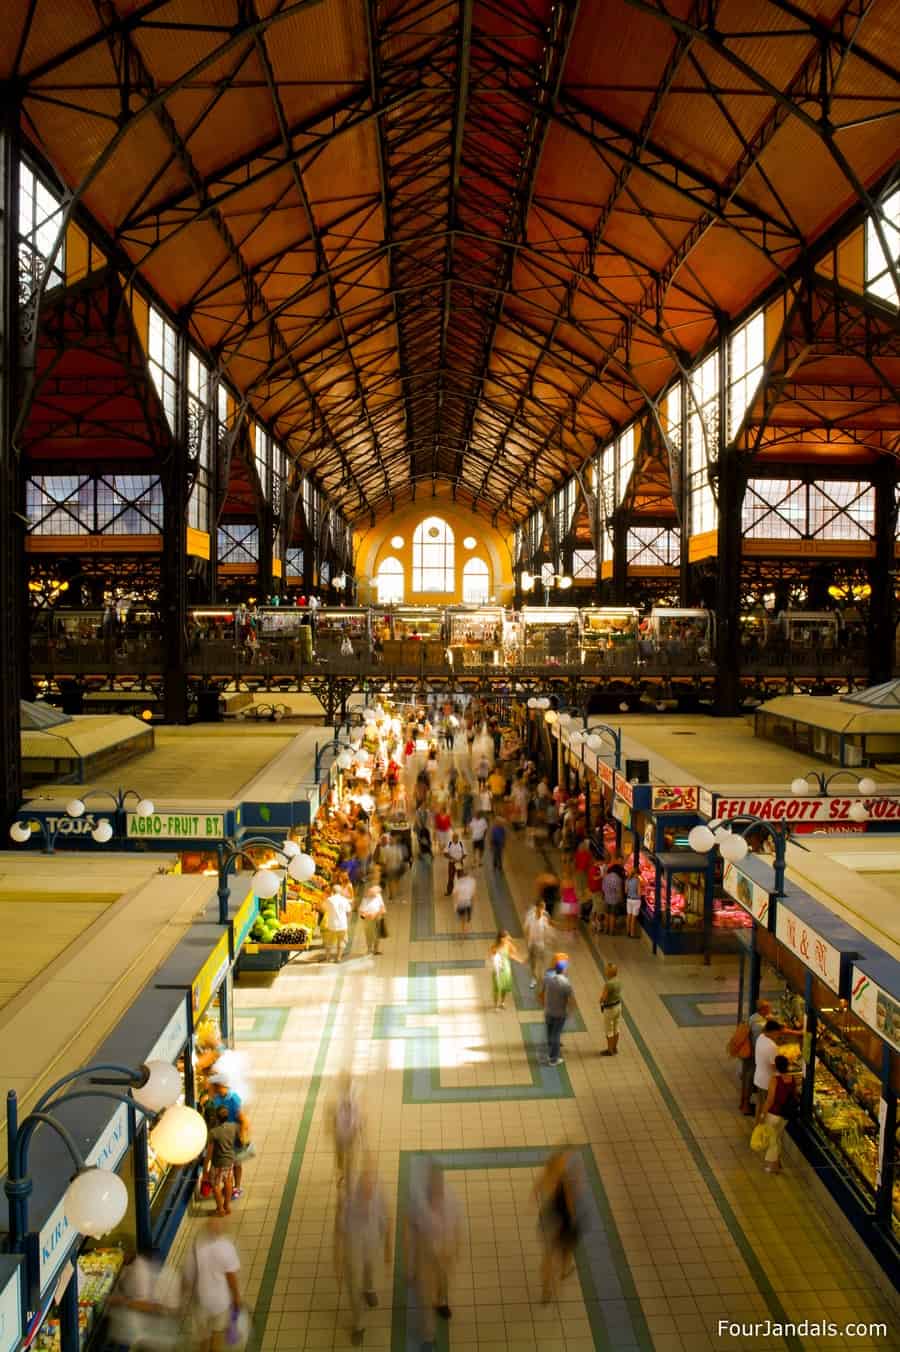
{"left": 127, "top": 812, "right": 225, "bottom": 839}
{"left": 722, "top": 861, "right": 770, "bottom": 925}
{"left": 851, "top": 966, "right": 900, "bottom": 1056}
{"left": 698, "top": 787, "right": 714, "bottom": 819}
{"left": 614, "top": 773, "right": 634, "bottom": 806}
{"left": 38, "top": 1103, "right": 129, "bottom": 1293}
{"left": 775, "top": 903, "right": 842, "bottom": 992}
{"left": 715, "top": 794, "right": 900, "bottom": 823}
{"left": 597, "top": 760, "right": 614, "bottom": 790}
{"left": 0, "top": 1266, "right": 21, "bottom": 1352}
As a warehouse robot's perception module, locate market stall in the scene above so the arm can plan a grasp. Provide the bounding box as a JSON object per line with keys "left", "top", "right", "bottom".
{"left": 641, "top": 786, "right": 752, "bottom": 957}
{"left": 382, "top": 606, "right": 446, "bottom": 669}
{"left": 446, "top": 606, "right": 505, "bottom": 667}
{"left": 15, "top": 1096, "right": 135, "bottom": 1351}
{"left": 521, "top": 606, "right": 580, "bottom": 665}
{"left": 744, "top": 890, "right": 899, "bottom": 1281}
{"left": 645, "top": 607, "right": 715, "bottom": 661}
{"left": 314, "top": 606, "right": 372, "bottom": 660}
{"left": 580, "top": 607, "right": 639, "bottom": 666}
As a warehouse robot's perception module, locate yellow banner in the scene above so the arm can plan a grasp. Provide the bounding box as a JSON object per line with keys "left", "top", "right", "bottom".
{"left": 191, "top": 929, "right": 231, "bottom": 1024}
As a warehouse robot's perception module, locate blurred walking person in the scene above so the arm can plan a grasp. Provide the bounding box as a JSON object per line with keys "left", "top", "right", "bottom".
{"left": 535, "top": 1148, "right": 583, "bottom": 1303}
{"left": 180, "top": 1216, "right": 242, "bottom": 1352}
{"left": 406, "top": 1162, "right": 462, "bottom": 1347}
{"left": 334, "top": 1155, "right": 392, "bottom": 1346}
{"left": 524, "top": 898, "right": 554, "bottom": 989}
{"left": 327, "top": 1072, "right": 365, "bottom": 1186}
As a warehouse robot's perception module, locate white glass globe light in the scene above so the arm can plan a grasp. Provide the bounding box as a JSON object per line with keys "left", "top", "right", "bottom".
{"left": 65, "top": 1168, "right": 129, "bottom": 1239}
{"left": 536, "top": 697, "right": 550, "bottom": 710}
{"left": 687, "top": 825, "right": 715, "bottom": 853}
{"left": 91, "top": 819, "right": 114, "bottom": 844}
{"left": 586, "top": 734, "right": 604, "bottom": 754}
{"left": 718, "top": 831, "right": 749, "bottom": 863}
{"left": 149, "top": 1104, "right": 208, "bottom": 1164}
{"left": 848, "top": 801, "right": 869, "bottom": 822}
{"left": 336, "top": 750, "right": 353, "bottom": 770}
{"left": 619, "top": 702, "right": 630, "bottom": 712}
{"left": 568, "top": 731, "right": 584, "bottom": 747}
{"left": 390, "top": 535, "right": 404, "bottom": 549}
{"left": 281, "top": 839, "right": 300, "bottom": 858}
{"left": 289, "top": 852, "right": 316, "bottom": 882}
{"left": 134, "top": 1060, "right": 183, "bottom": 1113}
{"left": 252, "top": 868, "right": 282, "bottom": 899}
{"left": 66, "top": 798, "right": 86, "bottom": 818}
{"left": 527, "top": 698, "right": 538, "bottom": 709}
{"left": 463, "top": 536, "right": 476, "bottom": 549}
{"left": 9, "top": 820, "right": 31, "bottom": 843}
{"left": 790, "top": 778, "right": 811, "bottom": 795}
{"left": 135, "top": 798, "right": 155, "bottom": 817}
{"left": 857, "top": 777, "right": 877, "bottom": 796}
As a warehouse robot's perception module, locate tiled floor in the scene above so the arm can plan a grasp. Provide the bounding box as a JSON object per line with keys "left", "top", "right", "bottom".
{"left": 171, "top": 743, "right": 900, "bottom": 1351}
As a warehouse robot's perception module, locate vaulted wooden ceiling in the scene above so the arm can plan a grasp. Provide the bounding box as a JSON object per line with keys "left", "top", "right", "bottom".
{"left": 6, "top": 0, "right": 899, "bottom": 523}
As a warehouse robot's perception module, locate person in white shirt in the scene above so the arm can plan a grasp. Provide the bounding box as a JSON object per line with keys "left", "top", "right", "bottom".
{"left": 524, "top": 899, "right": 554, "bottom": 988}
{"left": 358, "top": 882, "right": 386, "bottom": 956}
{"left": 324, "top": 886, "right": 354, "bottom": 962}
{"left": 453, "top": 868, "right": 476, "bottom": 936}
{"left": 469, "top": 809, "right": 488, "bottom": 865}
{"left": 180, "top": 1215, "right": 241, "bottom": 1350}
{"left": 753, "top": 1019, "right": 785, "bottom": 1122}
{"left": 443, "top": 831, "right": 466, "bottom": 895}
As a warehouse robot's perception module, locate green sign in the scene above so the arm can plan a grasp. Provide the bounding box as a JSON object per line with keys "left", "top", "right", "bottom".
{"left": 127, "top": 812, "right": 225, "bottom": 840}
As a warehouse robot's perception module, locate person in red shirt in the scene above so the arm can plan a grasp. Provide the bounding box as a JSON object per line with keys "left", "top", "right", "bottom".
{"left": 573, "top": 839, "right": 592, "bottom": 902}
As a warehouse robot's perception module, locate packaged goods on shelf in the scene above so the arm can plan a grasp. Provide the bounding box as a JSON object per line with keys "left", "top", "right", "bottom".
{"left": 35, "top": 1249, "right": 125, "bottom": 1350}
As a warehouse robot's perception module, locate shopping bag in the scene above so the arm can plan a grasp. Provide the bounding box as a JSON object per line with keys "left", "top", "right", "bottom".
{"left": 750, "top": 1123, "right": 771, "bottom": 1153}
{"left": 226, "top": 1306, "right": 252, "bottom": 1348}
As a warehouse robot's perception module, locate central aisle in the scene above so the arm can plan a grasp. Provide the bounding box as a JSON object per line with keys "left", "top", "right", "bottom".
{"left": 171, "top": 737, "right": 897, "bottom": 1352}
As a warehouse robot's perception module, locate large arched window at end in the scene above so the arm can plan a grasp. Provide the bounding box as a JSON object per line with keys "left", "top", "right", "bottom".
{"left": 375, "top": 556, "right": 404, "bottom": 604}
{"left": 413, "top": 515, "right": 454, "bottom": 592}
{"left": 462, "top": 557, "right": 490, "bottom": 604}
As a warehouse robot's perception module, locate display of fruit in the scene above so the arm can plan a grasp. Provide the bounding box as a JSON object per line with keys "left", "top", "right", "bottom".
{"left": 284, "top": 900, "right": 319, "bottom": 927}
{"left": 271, "top": 926, "right": 309, "bottom": 945}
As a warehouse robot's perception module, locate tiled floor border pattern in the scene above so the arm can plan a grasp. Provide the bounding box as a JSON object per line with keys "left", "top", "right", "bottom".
{"left": 391, "top": 1147, "right": 655, "bottom": 1352}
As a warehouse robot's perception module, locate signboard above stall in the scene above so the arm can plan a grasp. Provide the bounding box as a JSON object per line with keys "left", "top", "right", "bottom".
{"left": 714, "top": 793, "right": 900, "bottom": 826}
{"left": 722, "top": 860, "right": 772, "bottom": 926}
{"left": 127, "top": 811, "right": 225, "bottom": 840}
{"left": 775, "top": 900, "right": 844, "bottom": 992}
{"left": 191, "top": 929, "right": 231, "bottom": 1024}
{"left": 651, "top": 785, "right": 699, "bottom": 812}
{"left": 0, "top": 1257, "right": 23, "bottom": 1352}
{"left": 851, "top": 959, "right": 900, "bottom": 1056}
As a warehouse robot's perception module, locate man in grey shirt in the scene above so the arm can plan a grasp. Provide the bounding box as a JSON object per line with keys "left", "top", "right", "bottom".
{"left": 540, "top": 954, "right": 574, "bottom": 1066}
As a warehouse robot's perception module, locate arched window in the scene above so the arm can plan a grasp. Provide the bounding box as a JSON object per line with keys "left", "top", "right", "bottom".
{"left": 412, "top": 515, "right": 454, "bottom": 592}
{"left": 375, "top": 555, "right": 404, "bottom": 604}
{"left": 462, "top": 557, "right": 490, "bottom": 604}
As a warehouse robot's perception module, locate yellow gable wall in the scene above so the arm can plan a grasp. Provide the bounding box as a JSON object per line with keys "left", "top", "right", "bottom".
{"left": 354, "top": 499, "right": 515, "bottom": 605}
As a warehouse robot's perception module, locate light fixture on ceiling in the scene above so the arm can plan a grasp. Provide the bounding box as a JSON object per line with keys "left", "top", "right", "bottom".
{"left": 463, "top": 536, "right": 476, "bottom": 549}
{"left": 391, "top": 535, "right": 404, "bottom": 548}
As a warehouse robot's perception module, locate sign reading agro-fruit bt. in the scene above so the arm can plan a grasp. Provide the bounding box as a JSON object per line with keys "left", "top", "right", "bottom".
{"left": 714, "top": 794, "right": 900, "bottom": 823}
{"left": 127, "top": 812, "right": 225, "bottom": 839}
